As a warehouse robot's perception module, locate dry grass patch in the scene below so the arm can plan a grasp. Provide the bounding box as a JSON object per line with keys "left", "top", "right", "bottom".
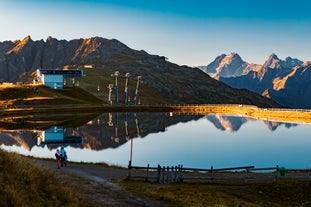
{"left": 119, "top": 179, "right": 311, "bottom": 207}
{"left": 0, "top": 150, "right": 97, "bottom": 207}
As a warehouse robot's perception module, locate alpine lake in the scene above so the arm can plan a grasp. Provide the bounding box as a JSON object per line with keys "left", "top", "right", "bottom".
{"left": 1, "top": 110, "right": 311, "bottom": 170}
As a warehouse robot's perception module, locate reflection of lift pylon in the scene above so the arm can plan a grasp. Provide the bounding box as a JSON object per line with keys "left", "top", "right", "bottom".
{"left": 107, "top": 112, "right": 113, "bottom": 126}
{"left": 129, "top": 112, "right": 141, "bottom": 170}
{"left": 125, "top": 112, "right": 130, "bottom": 141}
{"left": 134, "top": 76, "right": 141, "bottom": 105}
{"left": 111, "top": 112, "right": 119, "bottom": 143}
{"left": 134, "top": 113, "right": 141, "bottom": 137}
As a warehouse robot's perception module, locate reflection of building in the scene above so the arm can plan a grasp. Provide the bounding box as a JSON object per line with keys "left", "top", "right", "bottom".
{"left": 37, "top": 126, "right": 84, "bottom": 145}
{"left": 37, "top": 69, "right": 84, "bottom": 89}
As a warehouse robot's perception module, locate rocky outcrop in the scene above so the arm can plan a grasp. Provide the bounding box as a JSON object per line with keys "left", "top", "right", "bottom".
{"left": 205, "top": 53, "right": 262, "bottom": 78}
{"left": 0, "top": 36, "right": 153, "bottom": 82}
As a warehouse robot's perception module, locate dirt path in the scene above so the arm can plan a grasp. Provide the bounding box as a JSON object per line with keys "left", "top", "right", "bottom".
{"left": 34, "top": 159, "right": 165, "bottom": 207}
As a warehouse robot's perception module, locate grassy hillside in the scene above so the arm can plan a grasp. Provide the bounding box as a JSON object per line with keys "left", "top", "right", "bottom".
{"left": 0, "top": 84, "right": 103, "bottom": 107}
{"left": 0, "top": 149, "right": 96, "bottom": 207}
{"left": 15, "top": 65, "right": 281, "bottom": 108}
{"left": 78, "top": 67, "right": 172, "bottom": 105}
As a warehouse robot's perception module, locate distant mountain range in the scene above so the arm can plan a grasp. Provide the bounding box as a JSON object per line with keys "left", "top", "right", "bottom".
{"left": 199, "top": 53, "right": 311, "bottom": 108}
{"left": 0, "top": 36, "right": 279, "bottom": 108}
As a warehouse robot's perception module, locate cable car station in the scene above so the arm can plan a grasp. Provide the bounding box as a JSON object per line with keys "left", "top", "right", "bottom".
{"left": 37, "top": 69, "right": 84, "bottom": 89}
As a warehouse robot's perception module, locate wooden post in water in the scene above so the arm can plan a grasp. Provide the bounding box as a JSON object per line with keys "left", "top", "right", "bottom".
{"left": 211, "top": 166, "right": 214, "bottom": 180}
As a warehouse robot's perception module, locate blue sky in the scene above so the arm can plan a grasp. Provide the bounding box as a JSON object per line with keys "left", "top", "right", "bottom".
{"left": 0, "top": 0, "right": 311, "bottom": 66}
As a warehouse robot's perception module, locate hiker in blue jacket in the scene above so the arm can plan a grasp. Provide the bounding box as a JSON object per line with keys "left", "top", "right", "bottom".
{"left": 60, "top": 146, "right": 68, "bottom": 167}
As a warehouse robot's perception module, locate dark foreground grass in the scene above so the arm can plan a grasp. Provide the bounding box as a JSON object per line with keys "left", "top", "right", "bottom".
{"left": 119, "top": 179, "right": 311, "bottom": 207}
{"left": 0, "top": 150, "right": 96, "bottom": 207}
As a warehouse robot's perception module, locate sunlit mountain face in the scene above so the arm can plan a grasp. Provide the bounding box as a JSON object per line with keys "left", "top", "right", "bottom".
{"left": 201, "top": 53, "right": 310, "bottom": 108}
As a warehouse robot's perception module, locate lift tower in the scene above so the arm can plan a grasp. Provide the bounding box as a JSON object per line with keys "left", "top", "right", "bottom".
{"left": 112, "top": 71, "right": 119, "bottom": 105}
{"left": 134, "top": 76, "right": 141, "bottom": 105}
{"left": 124, "top": 72, "right": 130, "bottom": 105}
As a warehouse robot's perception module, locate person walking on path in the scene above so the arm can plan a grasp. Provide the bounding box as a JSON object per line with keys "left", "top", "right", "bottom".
{"left": 60, "top": 146, "right": 67, "bottom": 167}
{"left": 55, "top": 149, "right": 61, "bottom": 169}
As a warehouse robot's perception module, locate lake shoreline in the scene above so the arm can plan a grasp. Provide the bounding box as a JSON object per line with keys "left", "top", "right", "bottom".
{"left": 1, "top": 104, "right": 311, "bottom": 123}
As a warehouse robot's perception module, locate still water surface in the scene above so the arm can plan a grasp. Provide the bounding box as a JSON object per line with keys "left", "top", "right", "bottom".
{"left": 0, "top": 112, "right": 310, "bottom": 169}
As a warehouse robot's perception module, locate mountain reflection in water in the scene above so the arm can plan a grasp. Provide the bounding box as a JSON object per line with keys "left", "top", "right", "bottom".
{"left": 0, "top": 112, "right": 201, "bottom": 155}
{"left": 207, "top": 115, "right": 297, "bottom": 132}
{"left": 0, "top": 112, "right": 308, "bottom": 168}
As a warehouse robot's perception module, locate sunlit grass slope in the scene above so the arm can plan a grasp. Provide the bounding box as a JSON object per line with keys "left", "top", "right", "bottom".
{"left": 0, "top": 84, "right": 103, "bottom": 106}
{"left": 0, "top": 149, "right": 96, "bottom": 207}
{"left": 79, "top": 67, "right": 172, "bottom": 105}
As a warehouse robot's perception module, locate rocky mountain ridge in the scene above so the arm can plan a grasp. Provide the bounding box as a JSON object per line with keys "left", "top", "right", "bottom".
{"left": 201, "top": 53, "right": 310, "bottom": 108}
{"left": 0, "top": 36, "right": 280, "bottom": 107}
{"left": 205, "top": 53, "right": 262, "bottom": 78}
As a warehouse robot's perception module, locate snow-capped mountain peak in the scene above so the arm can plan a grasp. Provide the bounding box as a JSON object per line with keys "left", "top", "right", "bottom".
{"left": 206, "top": 53, "right": 247, "bottom": 78}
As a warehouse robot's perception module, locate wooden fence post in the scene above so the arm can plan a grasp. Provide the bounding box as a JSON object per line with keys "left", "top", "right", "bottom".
{"left": 275, "top": 165, "right": 279, "bottom": 181}
{"left": 174, "top": 166, "right": 178, "bottom": 182}
{"left": 245, "top": 167, "right": 249, "bottom": 183}
{"left": 146, "top": 164, "right": 150, "bottom": 181}
{"left": 179, "top": 165, "right": 183, "bottom": 182}
{"left": 161, "top": 166, "right": 165, "bottom": 183}
{"left": 157, "top": 164, "right": 161, "bottom": 183}
{"left": 128, "top": 160, "right": 132, "bottom": 178}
